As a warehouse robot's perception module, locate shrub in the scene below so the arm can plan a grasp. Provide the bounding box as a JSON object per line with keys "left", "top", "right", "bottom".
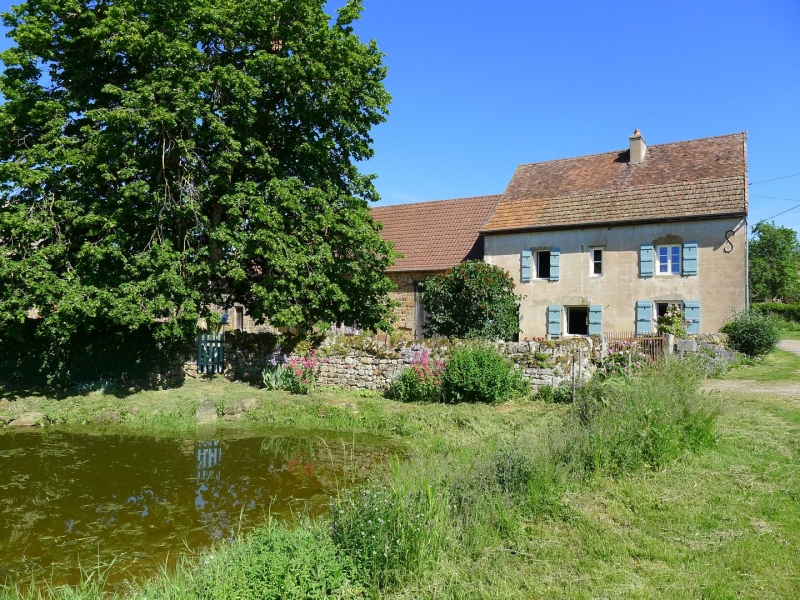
{"left": 556, "top": 359, "right": 717, "bottom": 477}
{"left": 285, "top": 350, "right": 323, "bottom": 394}
{"left": 694, "top": 343, "right": 746, "bottom": 377}
{"left": 439, "top": 345, "right": 528, "bottom": 403}
{"left": 190, "top": 520, "right": 361, "bottom": 599}
{"left": 721, "top": 311, "right": 782, "bottom": 356}
{"left": 420, "top": 261, "right": 522, "bottom": 340}
{"left": 386, "top": 350, "right": 444, "bottom": 402}
{"left": 535, "top": 382, "right": 573, "bottom": 403}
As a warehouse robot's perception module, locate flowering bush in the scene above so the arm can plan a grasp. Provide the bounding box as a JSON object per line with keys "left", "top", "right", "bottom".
{"left": 595, "top": 342, "right": 648, "bottom": 379}
{"left": 285, "top": 350, "right": 323, "bottom": 394}
{"left": 386, "top": 349, "right": 444, "bottom": 403}
{"left": 656, "top": 304, "right": 688, "bottom": 337}
{"left": 262, "top": 349, "right": 325, "bottom": 394}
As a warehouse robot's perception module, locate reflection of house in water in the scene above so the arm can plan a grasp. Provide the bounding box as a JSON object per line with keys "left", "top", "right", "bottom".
{"left": 196, "top": 440, "right": 222, "bottom": 487}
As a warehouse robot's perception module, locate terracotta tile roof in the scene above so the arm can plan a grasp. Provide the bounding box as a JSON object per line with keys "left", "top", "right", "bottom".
{"left": 483, "top": 132, "right": 748, "bottom": 233}
{"left": 373, "top": 195, "right": 501, "bottom": 272}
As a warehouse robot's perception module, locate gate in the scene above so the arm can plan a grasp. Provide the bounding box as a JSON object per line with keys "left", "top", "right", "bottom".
{"left": 197, "top": 332, "right": 225, "bottom": 374}
{"left": 605, "top": 332, "right": 665, "bottom": 362}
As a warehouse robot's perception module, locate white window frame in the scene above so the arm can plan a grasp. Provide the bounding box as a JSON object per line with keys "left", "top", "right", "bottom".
{"left": 590, "top": 248, "right": 603, "bottom": 277}
{"left": 656, "top": 245, "right": 681, "bottom": 275}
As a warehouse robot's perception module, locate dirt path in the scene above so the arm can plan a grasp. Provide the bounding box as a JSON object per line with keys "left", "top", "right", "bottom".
{"left": 703, "top": 379, "right": 800, "bottom": 402}
{"left": 702, "top": 342, "right": 800, "bottom": 403}
{"left": 778, "top": 339, "right": 800, "bottom": 357}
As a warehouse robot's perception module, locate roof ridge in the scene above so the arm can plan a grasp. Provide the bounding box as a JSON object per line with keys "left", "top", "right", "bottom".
{"left": 373, "top": 194, "right": 501, "bottom": 209}
{"left": 513, "top": 131, "right": 747, "bottom": 169}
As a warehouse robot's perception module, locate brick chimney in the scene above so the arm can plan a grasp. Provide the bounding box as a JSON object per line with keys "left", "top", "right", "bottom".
{"left": 629, "top": 129, "right": 647, "bottom": 164}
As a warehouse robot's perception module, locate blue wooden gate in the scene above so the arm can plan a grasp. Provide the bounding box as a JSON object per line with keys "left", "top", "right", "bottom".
{"left": 197, "top": 332, "right": 225, "bottom": 374}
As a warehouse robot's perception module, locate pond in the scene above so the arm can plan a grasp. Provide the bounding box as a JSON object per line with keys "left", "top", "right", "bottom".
{"left": 0, "top": 428, "right": 395, "bottom": 587}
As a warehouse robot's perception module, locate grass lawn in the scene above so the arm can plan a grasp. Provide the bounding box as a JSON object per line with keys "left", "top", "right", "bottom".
{"left": 782, "top": 329, "right": 800, "bottom": 341}
{"left": 720, "top": 348, "right": 800, "bottom": 383}
{"left": 2, "top": 358, "right": 800, "bottom": 599}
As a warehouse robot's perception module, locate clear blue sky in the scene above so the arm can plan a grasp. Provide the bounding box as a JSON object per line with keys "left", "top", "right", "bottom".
{"left": 1, "top": 1, "right": 798, "bottom": 230}
{"left": 346, "top": 0, "right": 800, "bottom": 232}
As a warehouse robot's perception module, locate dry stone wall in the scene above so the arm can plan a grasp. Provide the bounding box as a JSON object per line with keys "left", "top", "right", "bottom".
{"left": 183, "top": 331, "right": 603, "bottom": 393}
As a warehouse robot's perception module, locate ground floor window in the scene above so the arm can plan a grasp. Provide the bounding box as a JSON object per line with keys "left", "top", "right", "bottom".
{"left": 566, "top": 306, "right": 589, "bottom": 336}
{"left": 656, "top": 302, "right": 683, "bottom": 318}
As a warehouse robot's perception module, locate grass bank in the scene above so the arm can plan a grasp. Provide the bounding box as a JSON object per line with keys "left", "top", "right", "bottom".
{"left": 3, "top": 358, "right": 800, "bottom": 598}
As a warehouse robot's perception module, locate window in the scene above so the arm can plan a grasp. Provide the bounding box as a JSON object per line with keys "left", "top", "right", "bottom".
{"left": 591, "top": 248, "right": 603, "bottom": 276}
{"left": 657, "top": 245, "right": 681, "bottom": 274}
{"left": 535, "top": 251, "right": 551, "bottom": 279}
{"left": 235, "top": 306, "right": 244, "bottom": 331}
{"left": 566, "top": 306, "right": 589, "bottom": 336}
{"left": 656, "top": 302, "right": 683, "bottom": 318}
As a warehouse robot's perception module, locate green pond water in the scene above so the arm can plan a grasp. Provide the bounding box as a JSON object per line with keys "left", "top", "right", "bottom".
{"left": 0, "top": 427, "right": 394, "bottom": 587}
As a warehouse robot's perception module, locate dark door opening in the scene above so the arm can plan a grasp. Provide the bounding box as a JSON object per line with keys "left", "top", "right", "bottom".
{"left": 567, "top": 306, "right": 589, "bottom": 336}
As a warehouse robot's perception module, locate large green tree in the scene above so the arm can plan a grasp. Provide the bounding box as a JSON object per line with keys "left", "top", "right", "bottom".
{"left": 749, "top": 222, "right": 800, "bottom": 302}
{"left": 0, "top": 0, "right": 396, "bottom": 381}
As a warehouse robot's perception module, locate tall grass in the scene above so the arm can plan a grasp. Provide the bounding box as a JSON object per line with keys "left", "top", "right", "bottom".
{"left": 556, "top": 358, "right": 718, "bottom": 477}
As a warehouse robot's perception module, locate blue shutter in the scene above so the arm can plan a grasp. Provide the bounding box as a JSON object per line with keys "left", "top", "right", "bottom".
{"left": 547, "top": 305, "right": 562, "bottom": 337}
{"left": 588, "top": 305, "right": 603, "bottom": 335}
{"left": 640, "top": 244, "right": 654, "bottom": 278}
{"left": 549, "top": 248, "right": 560, "bottom": 281}
{"left": 685, "top": 301, "right": 700, "bottom": 334}
{"left": 521, "top": 250, "right": 532, "bottom": 282}
{"left": 636, "top": 300, "right": 653, "bottom": 334}
{"left": 682, "top": 242, "right": 698, "bottom": 276}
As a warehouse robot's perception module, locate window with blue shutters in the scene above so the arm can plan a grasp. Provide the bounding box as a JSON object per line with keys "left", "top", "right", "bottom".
{"left": 549, "top": 248, "right": 560, "bottom": 281}
{"left": 657, "top": 245, "right": 681, "bottom": 275}
{"left": 685, "top": 301, "right": 700, "bottom": 333}
{"left": 547, "top": 305, "right": 562, "bottom": 337}
{"left": 636, "top": 300, "right": 653, "bottom": 334}
{"left": 682, "top": 242, "right": 698, "bottom": 276}
{"left": 640, "top": 245, "right": 654, "bottom": 278}
{"left": 588, "top": 305, "right": 603, "bottom": 335}
{"left": 521, "top": 250, "right": 532, "bottom": 282}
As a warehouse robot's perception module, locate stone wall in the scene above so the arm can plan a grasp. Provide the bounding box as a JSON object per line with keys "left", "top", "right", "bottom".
{"left": 184, "top": 331, "right": 602, "bottom": 393}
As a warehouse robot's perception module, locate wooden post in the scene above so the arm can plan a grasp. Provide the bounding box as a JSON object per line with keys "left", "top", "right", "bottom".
{"left": 572, "top": 360, "right": 576, "bottom": 402}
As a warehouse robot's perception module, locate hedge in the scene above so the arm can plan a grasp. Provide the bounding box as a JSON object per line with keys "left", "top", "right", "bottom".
{"left": 750, "top": 303, "right": 800, "bottom": 323}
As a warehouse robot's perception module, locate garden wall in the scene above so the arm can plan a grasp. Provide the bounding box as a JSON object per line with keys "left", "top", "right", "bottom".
{"left": 184, "top": 332, "right": 603, "bottom": 393}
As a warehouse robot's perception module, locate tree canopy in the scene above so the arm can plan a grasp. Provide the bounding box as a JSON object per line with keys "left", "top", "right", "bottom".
{"left": 749, "top": 222, "right": 800, "bottom": 303}
{"left": 0, "top": 0, "right": 397, "bottom": 381}
{"left": 421, "top": 261, "right": 521, "bottom": 341}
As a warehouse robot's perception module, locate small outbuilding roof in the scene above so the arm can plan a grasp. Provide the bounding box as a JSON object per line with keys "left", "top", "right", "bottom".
{"left": 373, "top": 195, "right": 501, "bottom": 272}
{"left": 482, "top": 132, "right": 748, "bottom": 233}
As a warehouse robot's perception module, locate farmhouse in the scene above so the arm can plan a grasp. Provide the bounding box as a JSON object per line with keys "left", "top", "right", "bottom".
{"left": 374, "top": 130, "right": 749, "bottom": 338}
